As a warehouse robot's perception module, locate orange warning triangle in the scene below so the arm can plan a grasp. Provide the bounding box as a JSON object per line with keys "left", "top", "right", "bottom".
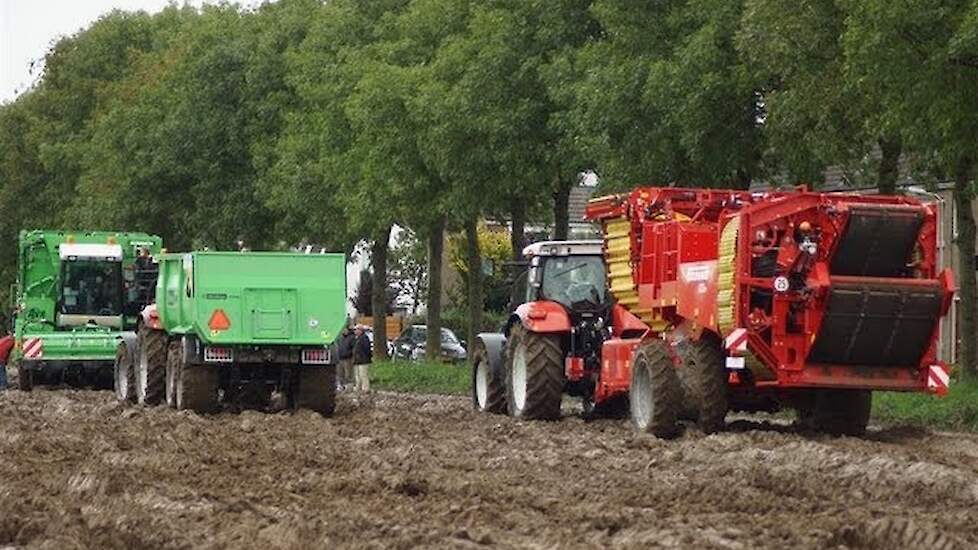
{"left": 208, "top": 309, "right": 231, "bottom": 331}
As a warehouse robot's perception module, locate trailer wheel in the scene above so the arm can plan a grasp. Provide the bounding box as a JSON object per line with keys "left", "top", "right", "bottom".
{"left": 114, "top": 342, "right": 136, "bottom": 403}
{"left": 797, "top": 389, "right": 872, "bottom": 436}
{"left": 136, "top": 325, "right": 167, "bottom": 406}
{"left": 167, "top": 337, "right": 218, "bottom": 413}
{"left": 16, "top": 360, "right": 33, "bottom": 392}
{"left": 505, "top": 325, "right": 564, "bottom": 420}
{"left": 630, "top": 339, "right": 681, "bottom": 439}
{"left": 471, "top": 341, "right": 505, "bottom": 414}
{"left": 674, "top": 332, "right": 728, "bottom": 434}
{"left": 294, "top": 366, "right": 336, "bottom": 416}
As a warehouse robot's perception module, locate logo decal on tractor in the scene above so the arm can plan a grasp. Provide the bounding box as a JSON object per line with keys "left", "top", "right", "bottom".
{"left": 23, "top": 337, "right": 43, "bottom": 359}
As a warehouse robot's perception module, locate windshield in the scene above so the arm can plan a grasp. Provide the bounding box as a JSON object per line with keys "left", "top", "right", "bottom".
{"left": 61, "top": 260, "right": 123, "bottom": 316}
{"left": 540, "top": 255, "right": 606, "bottom": 307}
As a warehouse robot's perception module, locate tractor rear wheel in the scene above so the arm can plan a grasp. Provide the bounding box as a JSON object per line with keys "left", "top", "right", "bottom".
{"left": 630, "top": 339, "right": 682, "bottom": 439}
{"left": 798, "top": 389, "right": 872, "bottom": 437}
{"left": 674, "top": 332, "right": 728, "bottom": 434}
{"left": 136, "top": 325, "right": 167, "bottom": 406}
{"left": 114, "top": 342, "right": 136, "bottom": 403}
{"left": 471, "top": 341, "right": 506, "bottom": 414}
{"left": 294, "top": 366, "right": 336, "bottom": 416}
{"left": 16, "top": 360, "right": 33, "bottom": 392}
{"left": 505, "top": 325, "right": 564, "bottom": 420}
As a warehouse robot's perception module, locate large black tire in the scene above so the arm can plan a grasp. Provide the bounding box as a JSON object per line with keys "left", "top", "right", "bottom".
{"left": 629, "top": 339, "right": 682, "bottom": 439}
{"left": 471, "top": 341, "right": 506, "bottom": 414}
{"left": 674, "top": 332, "right": 728, "bottom": 434}
{"left": 166, "top": 337, "right": 218, "bottom": 413}
{"left": 505, "top": 325, "right": 564, "bottom": 420}
{"left": 175, "top": 364, "right": 220, "bottom": 413}
{"left": 136, "top": 325, "right": 167, "bottom": 406}
{"left": 796, "top": 389, "right": 872, "bottom": 436}
{"left": 16, "top": 360, "right": 33, "bottom": 392}
{"left": 114, "top": 342, "right": 136, "bottom": 403}
{"left": 294, "top": 366, "right": 337, "bottom": 416}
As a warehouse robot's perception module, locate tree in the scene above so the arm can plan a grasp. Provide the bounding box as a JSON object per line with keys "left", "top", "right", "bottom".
{"left": 737, "top": 0, "right": 902, "bottom": 191}
{"left": 553, "top": 0, "right": 764, "bottom": 190}
{"left": 842, "top": 0, "right": 978, "bottom": 377}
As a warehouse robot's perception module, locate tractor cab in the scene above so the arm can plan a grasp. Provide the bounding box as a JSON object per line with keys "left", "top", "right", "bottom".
{"left": 58, "top": 243, "right": 125, "bottom": 328}
{"left": 523, "top": 240, "right": 608, "bottom": 309}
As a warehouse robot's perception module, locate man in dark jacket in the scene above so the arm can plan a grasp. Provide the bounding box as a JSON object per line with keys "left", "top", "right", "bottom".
{"left": 336, "top": 327, "right": 355, "bottom": 390}
{"left": 352, "top": 325, "right": 372, "bottom": 392}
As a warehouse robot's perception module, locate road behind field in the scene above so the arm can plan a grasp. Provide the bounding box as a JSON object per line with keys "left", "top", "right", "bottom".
{"left": 1, "top": 387, "right": 976, "bottom": 549}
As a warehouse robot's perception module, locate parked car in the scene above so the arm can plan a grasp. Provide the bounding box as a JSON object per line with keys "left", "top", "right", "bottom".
{"left": 361, "top": 326, "right": 395, "bottom": 357}
{"left": 393, "top": 325, "right": 467, "bottom": 363}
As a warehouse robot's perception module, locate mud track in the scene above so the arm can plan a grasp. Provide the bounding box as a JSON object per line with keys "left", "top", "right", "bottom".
{"left": 2, "top": 382, "right": 977, "bottom": 548}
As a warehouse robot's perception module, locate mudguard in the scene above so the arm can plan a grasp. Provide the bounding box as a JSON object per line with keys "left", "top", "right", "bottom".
{"left": 476, "top": 332, "right": 507, "bottom": 382}
{"left": 514, "top": 301, "right": 572, "bottom": 334}
{"left": 139, "top": 304, "right": 162, "bottom": 331}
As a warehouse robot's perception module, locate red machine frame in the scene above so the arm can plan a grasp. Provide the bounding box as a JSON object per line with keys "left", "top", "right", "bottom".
{"left": 585, "top": 187, "right": 954, "bottom": 406}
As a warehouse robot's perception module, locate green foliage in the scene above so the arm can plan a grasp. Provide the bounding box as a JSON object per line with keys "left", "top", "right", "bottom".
{"left": 448, "top": 225, "right": 513, "bottom": 312}
{"left": 873, "top": 380, "right": 978, "bottom": 432}
{"left": 370, "top": 360, "right": 469, "bottom": 395}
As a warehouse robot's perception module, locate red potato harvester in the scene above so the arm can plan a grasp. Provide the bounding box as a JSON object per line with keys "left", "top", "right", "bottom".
{"left": 586, "top": 187, "right": 954, "bottom": 437}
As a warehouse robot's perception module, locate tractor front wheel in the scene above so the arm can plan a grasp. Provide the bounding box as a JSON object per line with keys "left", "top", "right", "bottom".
{"left": 114, "top": 342, "right": 136, "bottom": 403}
{"left": 471, "top": 341, "right": 506, "bottom": 414}
{"left": 674, "top": 332, "right": 728, "bottom": 434}
{"left": 505, "top": 325, "right": 564, "bottom": 420}
{"left": 630, "top": 339, "right": 682, "bottom": 439}
{"left": 136, "top": 325, "right": 167, "bottom": 406}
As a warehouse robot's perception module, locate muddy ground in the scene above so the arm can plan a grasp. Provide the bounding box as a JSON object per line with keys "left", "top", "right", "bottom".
{"left": 2, "top": 372, "right": 977, "bottom": 549}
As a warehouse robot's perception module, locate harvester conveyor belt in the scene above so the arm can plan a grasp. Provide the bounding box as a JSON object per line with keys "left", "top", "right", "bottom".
{"left": 808, "top": 278, "right": 943, "bottom": 368}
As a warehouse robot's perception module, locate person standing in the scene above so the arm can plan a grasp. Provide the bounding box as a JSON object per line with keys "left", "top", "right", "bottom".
{"left": 336, "top": 327, "right": 355, "bottom": 390}
{"left": 352, "top": 325, "right": 372, "bottom": 392}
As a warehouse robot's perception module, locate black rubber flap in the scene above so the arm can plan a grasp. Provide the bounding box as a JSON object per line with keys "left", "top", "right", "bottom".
{"left": 808, "top": 280, "right": 942, "bottom": 367}
{"left": 830, "top": 205, "right": 924, "bottom": 277}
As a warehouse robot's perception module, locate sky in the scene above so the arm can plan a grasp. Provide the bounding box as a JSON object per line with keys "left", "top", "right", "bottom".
{"left": 0, "top": 0, "right": 250, "bottom": 103}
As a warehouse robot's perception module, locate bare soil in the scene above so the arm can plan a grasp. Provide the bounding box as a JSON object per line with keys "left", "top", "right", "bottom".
{"left": 2, "top": 375, "right": 977, "bottom": 548}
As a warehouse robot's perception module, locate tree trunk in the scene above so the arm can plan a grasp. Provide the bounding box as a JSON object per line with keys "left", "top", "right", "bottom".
{"left": 954, "top": 157, "right": 977, "bottom": 379}
{"left": 511, "top": 196, "right": 526, "bottom": 261}
{"left": 371, "top": 225, "right": 392, "bottom": 361}
{"left": 426, "top": 217, "right": 445, "bottom": 362}
{"left": 877, "top": 136, "right": 902, "bottom": 195}
{"left": 553, "top": 177, "right": 572, "bottom": 240}
{"left": 465, "top": 216, "right": 483, "bottom": 350}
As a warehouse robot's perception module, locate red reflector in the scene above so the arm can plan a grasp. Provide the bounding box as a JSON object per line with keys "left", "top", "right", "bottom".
{"left": 209, "top": 309, "right": 231, "bottom": 331}
{"left": 302, "top": 348, "right": 331, "bottom": 365}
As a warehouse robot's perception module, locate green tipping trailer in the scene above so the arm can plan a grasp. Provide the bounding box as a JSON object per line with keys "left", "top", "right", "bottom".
{"left": 13, "top": 230, "right": 163, "bottom": 390}
{"left": 114, "top": 251, "right": 347, "bottom": 415}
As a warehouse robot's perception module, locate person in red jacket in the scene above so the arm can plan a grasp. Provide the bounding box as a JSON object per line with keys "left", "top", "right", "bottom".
{"left": 0, "top": 334, "right": 14, "bottom": 390}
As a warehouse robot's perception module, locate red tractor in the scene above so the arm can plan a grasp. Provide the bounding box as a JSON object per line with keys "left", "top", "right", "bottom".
{"left": 471, "top": 240, "right": 629, "bottom": 420}
{"left": 473, "top": 187, "right": 954, "bottom": 438}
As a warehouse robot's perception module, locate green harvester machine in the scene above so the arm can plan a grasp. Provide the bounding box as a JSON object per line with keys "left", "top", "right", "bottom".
{"left": 12, "top": 230, "right": 163, "bottom": 390}
{"left": 114, "top": 251, "right": 347, "bottom": 415}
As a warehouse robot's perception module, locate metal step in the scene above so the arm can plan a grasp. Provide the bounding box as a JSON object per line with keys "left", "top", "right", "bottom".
{"left": 808, "top": 278, "right": 943, "bottom": 368}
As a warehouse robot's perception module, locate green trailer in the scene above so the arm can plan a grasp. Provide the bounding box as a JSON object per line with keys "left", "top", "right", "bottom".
{"left": 114, "top": 251, "right": 347, "bottom": 415}
{"left": 12, "top": 230, "right": 163, "bottom": 390}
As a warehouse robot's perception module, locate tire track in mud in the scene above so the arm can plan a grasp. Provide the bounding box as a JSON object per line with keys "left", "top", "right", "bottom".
{"left": 1, "top": 383, "right": 976, "bottom": 549}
